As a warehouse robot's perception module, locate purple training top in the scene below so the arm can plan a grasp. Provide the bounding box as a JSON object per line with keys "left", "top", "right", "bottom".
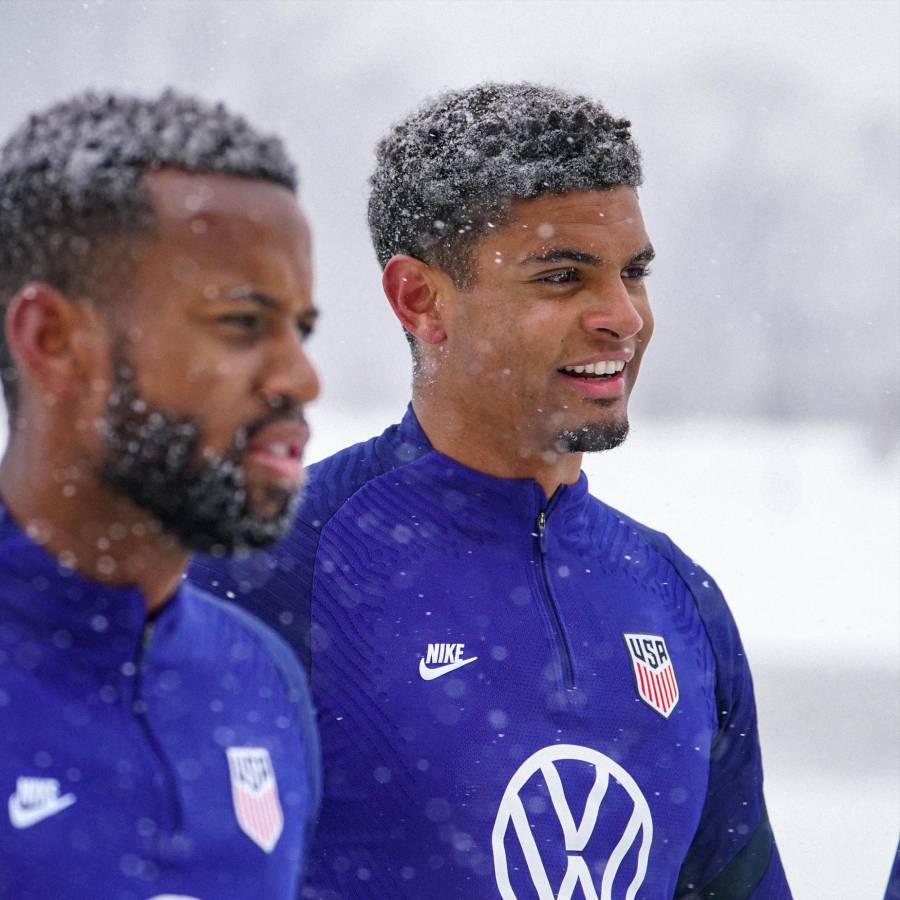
{"left": 192, "top": 405, "right": 791, "bottom": 900}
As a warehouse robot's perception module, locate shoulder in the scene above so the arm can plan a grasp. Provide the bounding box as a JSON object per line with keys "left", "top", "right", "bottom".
{"left": 594, "top": 498, "right": 730, "bottom": 616}
{"left": 192, "top": 417, "right": 425, "bottom": 586}
{"left": 179, "top": 584, "right": 318, "bottom": 753}
{"left": 187, "top": 415, "right": 430, "bottom": 666}
{"left": 182, "top": 582, "right": 310, "bottom": 696}
{"left": 589, "top": 497, "right": 694, "bottom": 567}
{"left": 179, "top": 581, "right": 322, "bottom": 815}
{"left": 591, "top": 498, "right": 750, "bottom": 705}
{"left": 189, "top": 421, "right": 409, "bottom": 590}
{"left": 301, "top": 418, "right": 428, "bottom": 532}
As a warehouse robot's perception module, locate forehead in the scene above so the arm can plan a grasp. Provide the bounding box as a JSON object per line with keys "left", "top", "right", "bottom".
{"left": 145, "top": 169, "right": 300, "bottom": 225}
{"left": 490, "top": 186, "right": 648, "bottom": 257}
{"left": 141, "top": 168, "right": 310, "bottom": 266}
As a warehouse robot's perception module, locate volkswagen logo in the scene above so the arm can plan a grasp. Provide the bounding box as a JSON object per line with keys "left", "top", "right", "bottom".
{"left": 492, "top": 744, "right": 653, "bottom": 900}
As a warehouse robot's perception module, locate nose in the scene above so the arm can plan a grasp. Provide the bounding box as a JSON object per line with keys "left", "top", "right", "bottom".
{"left": 580, "top": 278, "right": 645, "bottom": 341}
{"left": 257, "top": 329, "right": 320, "bottom": 411}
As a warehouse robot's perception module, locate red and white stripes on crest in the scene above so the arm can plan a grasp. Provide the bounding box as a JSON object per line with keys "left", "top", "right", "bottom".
{"left": 232, "top": 782, "right": 282, "bottom": 850}
{"left": 635, "top": 658, "right": 679, "bottom": 715}
{"left": 226, "top": 746, "right": 284, "bottom": 854}
{"left": 623, "top": 633, "right": 680, "bottom": 718}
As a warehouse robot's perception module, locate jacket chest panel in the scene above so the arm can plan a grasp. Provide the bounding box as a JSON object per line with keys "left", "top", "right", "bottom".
{"left": 312, "top": 542, "right": 715, "bottom": 892}
{"left": 0, "top": 640, "right": 303, "bottom": 896}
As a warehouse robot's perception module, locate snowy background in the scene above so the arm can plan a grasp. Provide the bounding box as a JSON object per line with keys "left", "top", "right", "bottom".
{"left": 0, "top": 1, "right": 897, "bottom": 896}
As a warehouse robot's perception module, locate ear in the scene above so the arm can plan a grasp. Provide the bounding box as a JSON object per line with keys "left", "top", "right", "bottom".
{"left": 382, "top": 255, "right": 447, "bottom": 346}
{"left": 3, "top": 282, "right": 101, "bottom": 404}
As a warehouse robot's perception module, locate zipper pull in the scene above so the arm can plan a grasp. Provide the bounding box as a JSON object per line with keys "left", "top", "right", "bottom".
{"left": 536, "top": 510, "right": 548, "bottom": 554}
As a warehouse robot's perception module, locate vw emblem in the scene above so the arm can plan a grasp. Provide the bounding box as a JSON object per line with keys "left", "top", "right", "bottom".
{"left": 492, "top": 744, "right": 653, "bottom": 900}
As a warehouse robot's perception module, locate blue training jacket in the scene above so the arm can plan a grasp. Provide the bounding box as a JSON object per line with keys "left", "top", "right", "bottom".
{"left": 0, "top": 503, "right": 320, "bottom": 900}
{"left": 191, "top": 406, "right": 791, "bottom": 900}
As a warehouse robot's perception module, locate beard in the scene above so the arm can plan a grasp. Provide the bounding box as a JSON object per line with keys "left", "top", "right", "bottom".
{"left": 97, "top": 353, "right": 302, "bottom": 555}
{"left": 556, "top": 407, "right": 630, "bottom": 453}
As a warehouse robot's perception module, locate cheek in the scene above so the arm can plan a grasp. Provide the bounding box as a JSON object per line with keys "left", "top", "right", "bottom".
{"left": 464, "top": 329, "right": 534, "bottom": 384}
{"left": 449, "top": 296, "right": 554, "bottom": 383}
{"left": 181, "top": 356, "right": 242, "bottom": 389}
{"left": 139, "top": 330, "right": 242, "bottom": 388}
{"left": 135, "top": 352, "right": 256, "bottom": 427}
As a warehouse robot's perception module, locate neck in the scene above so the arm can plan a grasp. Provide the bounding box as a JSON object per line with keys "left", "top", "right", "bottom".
{"left": 0, "top": 427, "right": 187, "bottom": 612}
{"left": 412, "top": 389, "right": 582, "bottom": 498}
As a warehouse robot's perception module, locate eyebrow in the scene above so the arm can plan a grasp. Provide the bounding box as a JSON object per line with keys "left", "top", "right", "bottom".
{"left": 227, "top": 285, "right": 282, "bottom": 309}
{"left": 521, "top": 243, "right": 656, "bottom": 267}
{"left": 521, "top": 248, "right": 602, "bottom": 266}
{"left": 629, "top": 244, "right": 656, "bottom": 264}
{"left": 227, "top": 285, "right": 320, "bottom": 322}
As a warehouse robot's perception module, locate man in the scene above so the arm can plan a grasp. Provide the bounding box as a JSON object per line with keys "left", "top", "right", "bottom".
{"left": 192, "top": 82, "right": 791, "bottom": 898}
{"left": 0, "top": 90, "right": 321, "bottom": 898}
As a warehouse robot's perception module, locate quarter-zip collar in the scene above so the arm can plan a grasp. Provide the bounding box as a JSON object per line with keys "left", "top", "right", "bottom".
{"left": 396, "top": 403, "right": 591, "bottom": 542}
{"left": 0, "top": 502, "right": 181, "bottom": 673}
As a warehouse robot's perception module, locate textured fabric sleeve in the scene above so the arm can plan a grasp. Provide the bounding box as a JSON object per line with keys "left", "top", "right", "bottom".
{"left": 626, "top": 520, "right": 792, "bottom": 899}
{"left": 204, "top": 594, "right": 322, "bottom": 827}
{"left": 189, "top": 516, "right": 321, "bottom": 674}
{"left": 188, "top": 430, "right": 407, "bottom": 677}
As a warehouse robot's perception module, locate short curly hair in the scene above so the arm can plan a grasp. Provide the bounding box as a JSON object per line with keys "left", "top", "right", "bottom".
{"left": 368, "top": 81, "right": 643, "bottom": 288}
{"left": 0, "top": 88, "right": 297, "bottom": 413}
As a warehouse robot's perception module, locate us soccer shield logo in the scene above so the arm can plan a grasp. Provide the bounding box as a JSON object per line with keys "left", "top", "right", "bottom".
{"left": 226, "top": 746, "right": 284, "bottom": 853}
{"left": 623, "top": 633, "right": 680, "bottom": 718}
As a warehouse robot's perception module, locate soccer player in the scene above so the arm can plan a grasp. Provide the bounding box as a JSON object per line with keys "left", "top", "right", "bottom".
{"left": 192, "top": 82, "right": 792, "bottom": 898}
{"left": 0, "top": 91, "right": 321, "bottom": 898}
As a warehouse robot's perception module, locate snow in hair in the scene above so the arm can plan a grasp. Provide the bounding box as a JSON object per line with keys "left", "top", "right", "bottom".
{"left": 0, "top": 87, "right": 296, "bottom": 287}
{"left": 0, "top": 88, "right": 297, "bottom": 410}
{"left": 367, "top": 81, "right": 643, "bottom": 282}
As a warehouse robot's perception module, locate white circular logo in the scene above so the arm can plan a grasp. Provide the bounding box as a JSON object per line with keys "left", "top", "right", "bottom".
{"left": 147, "top": 895, "right": 202, "bottom": 899}
{"left": 492, "top": 744, "right": 653, "bottom": 900}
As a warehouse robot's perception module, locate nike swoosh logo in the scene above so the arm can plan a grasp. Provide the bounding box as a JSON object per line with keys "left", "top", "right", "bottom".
{"left": 418, "top": 656, "right": 478, "bottom": 681}
{"left": 8, "top": 793, "right": 77, "bottom": 829}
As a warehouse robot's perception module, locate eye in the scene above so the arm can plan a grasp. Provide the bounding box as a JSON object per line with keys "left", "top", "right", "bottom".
{"left": 296, "top": 318, "right": 315, "bottom": 340}
{"left": 219, "top": 313, "right": 264, "bottom": 335}
{"left": 622, "top": 265, "right": 652, "bottom": 282}
{"left": 537, "top": 268, "right": 580, "bottom": 285}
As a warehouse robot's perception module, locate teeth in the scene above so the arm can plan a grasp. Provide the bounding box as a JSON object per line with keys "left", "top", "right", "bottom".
{"left": 562, "top": 360, "right": 626, "bottom": 375}
{"left": 268, "top": 442, "right": 290, "bottom": 458}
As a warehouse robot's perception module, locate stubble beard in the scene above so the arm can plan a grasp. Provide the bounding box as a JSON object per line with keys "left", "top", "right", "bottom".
{"left": 97, "top": 352, "right": 301, "bottom": 555}
{"left": 555, "top": 401, "right": 630, "bottom": 453}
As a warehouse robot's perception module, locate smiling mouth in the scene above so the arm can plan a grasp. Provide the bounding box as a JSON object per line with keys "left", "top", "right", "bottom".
{"left": 559, "top": 360, "right": 626, "bottom": 380}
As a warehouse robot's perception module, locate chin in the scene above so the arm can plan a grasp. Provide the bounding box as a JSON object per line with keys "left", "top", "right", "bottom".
{"left": 555, "top": 416, "right": 630, "bottom": 453}
{"left": 250, "top": 479, "right": 304, "bottom": 512}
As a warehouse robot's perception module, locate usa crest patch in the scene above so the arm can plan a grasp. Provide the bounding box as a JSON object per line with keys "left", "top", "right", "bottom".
{"left": 623, "top": 633, "right": 679, "bottom": 718}
{"left": 226, "top": 746, "right": 284, "bottom": 853}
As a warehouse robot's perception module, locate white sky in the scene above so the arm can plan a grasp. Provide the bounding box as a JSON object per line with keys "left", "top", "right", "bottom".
{"left": 1, "top": 1, "right": 897, "bottom": 418}
{"left": 0, "top": 5, "right": 896, "bottom": 892}
{"left": 296, "top": 0, "right": 898, "bottom": 113}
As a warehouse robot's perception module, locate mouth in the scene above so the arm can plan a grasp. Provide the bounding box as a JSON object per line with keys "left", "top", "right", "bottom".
{"left": 243, "top": 420, "right": 309, "bottom": 486}
{"left": 557, "top": 358, "right": 628, "bottom": 399}
{"left": 559, "top": 360, "right": 626, "bottom": 380}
